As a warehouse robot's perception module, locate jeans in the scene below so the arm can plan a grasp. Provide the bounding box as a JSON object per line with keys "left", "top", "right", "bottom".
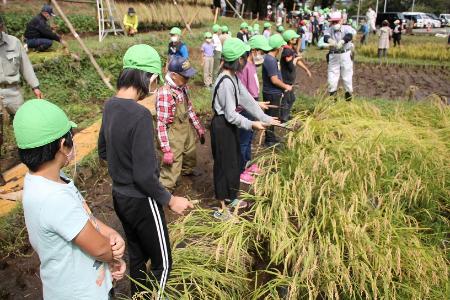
{"left": 238, "top": 110, "right": 255, "bottom": 172}
{"left": 280, "top": 90, "right": 295, "bottom": 123}
{"left": 26, "top": 38, "right": 53, "bottom": 51}
{"left": 263, "top": 92, "right": 283, "bottom": 145}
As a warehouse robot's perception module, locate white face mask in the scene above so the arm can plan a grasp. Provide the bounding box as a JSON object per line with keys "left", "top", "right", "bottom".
{"left": 148, "top": 73, "right": 159, "bottom": 95}
{"left": 253, "top": 53, "right": 265, "bottom": 65}
{"left": 333, "top": 24, "right": 341, "bottom": 31}
{"left": 170, "top": 36, "right": 179, "bottom": 43}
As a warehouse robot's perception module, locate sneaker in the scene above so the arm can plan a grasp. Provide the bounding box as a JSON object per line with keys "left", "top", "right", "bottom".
{"left": 213, "top": 209, "right": 232, "bottom": 221}
{"left": 240, "top": 171, "right": 255, "bottom": 185}
{"left": 228, "top": 199, "right": 248, "bottom": 209}
{"left": 245, "top": 164, "right": 261, "bottom": 175}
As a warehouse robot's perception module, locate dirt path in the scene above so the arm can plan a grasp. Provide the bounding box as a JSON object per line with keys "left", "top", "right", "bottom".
{"left": 296, "top": 62, "right": 450, "bottom": 101}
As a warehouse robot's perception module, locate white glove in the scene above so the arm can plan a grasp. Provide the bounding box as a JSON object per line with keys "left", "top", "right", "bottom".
{"left": 327, "top": 39, "right": 337, "bottom": 47}
{"left": 336, "top": 40, "right": 345, "bottom": 49}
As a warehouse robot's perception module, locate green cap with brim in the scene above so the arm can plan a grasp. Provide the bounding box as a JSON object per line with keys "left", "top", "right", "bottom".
{"left": 277, "top": 25, "right": 285, "bottom": 32}
{"left": 221, "top": 25, "right": 229, "bottom": 33}
{"left": 268, "top": 34, "right": 287, "bottom": 50}
{"left": 123, "top": 44, "right": 163, "bottom": 82}
{"left": 169, "top": 27, "right": 182, "bottom": 35}
{"left": 249, "top": 35, "right": 272, "bottom": 51}
{"left": 254, "top": 23, "right": 260, "bottom": 29}
{"left": 282, "top": 29, "right": 300, "bottom": 42}
{"left": 212, "top": 24, "right": 221, "bottom": 33}
{"left": 264, "top": 22, "right": 272, "bottom": 28}
{"left": 240, "top": 22, "right": 249, "bottom": 29}
{"left": 204, "top": 32, "right": 212, "bottom": 38}
{"left": 222, "top": 38, "right": 251, "bottom": 62}
{"left": 13, "top": 99, "right": 77, "bottom": 149}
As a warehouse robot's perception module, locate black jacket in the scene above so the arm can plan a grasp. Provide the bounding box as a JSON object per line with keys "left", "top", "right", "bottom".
{"left": 24, "top": 14, "right": 60, "bottom": 42}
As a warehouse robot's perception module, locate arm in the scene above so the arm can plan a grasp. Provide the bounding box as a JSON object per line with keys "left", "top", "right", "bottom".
{"left": 73, "top": 221, "right": 114, "bottom": 263}
{"left": 132, "top": 111, "right": 172, "bottom": 205}
{"left": 123, "top": 15, "right": 131, "bottom": 27}
{"left": 98, "top": 118, "right": 107, "bottom": 160}
{"left": 180, "top": 44, "right": 189, "bottom": 59}
{"left": 238, "top": 81, "right": 273, "bottom": 124}
{"left": 295, "top": 57, "right": 311, "bottom": 77}
{"left": 36, "top": 19, "right": 61, "bottom": 41}
{"left": 217, "top": 80, "right": 253, "bottom": 130}
{"left": 133, "top": 16, "right": 139, "bottom": 30}
{"left": 271, "top": 75, "right": 290, "bottom": 90}
{"left": 156, "top": 89, "right": 173, "bottom": 153}
{"left": 19, "top": 43, "right": 39, "bottom": 90}
{"left": 186, "top": 96, "right": 205, "bottom": 136}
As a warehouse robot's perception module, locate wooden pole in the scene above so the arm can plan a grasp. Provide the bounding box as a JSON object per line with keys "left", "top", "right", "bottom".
{"left": 225, "top": 0, "right": 244, "bottom": 20}
{"left": 173, "top": 0, "right": 193, "bottom": 34}
{"left": 50, "top": 0, "right": 114, "bottom": 91}
{"left": 182, "top": 8, "right": 201, "bottom": 37}
{"left": 241, "top": 3, "right": 245, "bottom": 18}
{"left": 214, "top": 7, "right": 219, "bottom": 24}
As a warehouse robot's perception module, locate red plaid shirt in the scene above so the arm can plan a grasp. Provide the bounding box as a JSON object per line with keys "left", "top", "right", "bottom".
{"left": 156, "top": 82, "right": 204, "bottom": 153}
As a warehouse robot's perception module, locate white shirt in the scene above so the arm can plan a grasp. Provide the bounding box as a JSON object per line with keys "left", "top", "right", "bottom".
{"left": 212, "top": 33, "right": 222, "bottom": 52}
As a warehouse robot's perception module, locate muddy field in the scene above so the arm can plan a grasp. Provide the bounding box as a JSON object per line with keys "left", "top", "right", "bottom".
{"left": 296, "top": 61, "right": 450, "bottom": 101}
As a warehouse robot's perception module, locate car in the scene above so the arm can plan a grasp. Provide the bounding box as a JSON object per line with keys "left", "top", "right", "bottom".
{"left": 439, "top": 14, "right": 450, "bottom": 26}
{"left": 425, "top": 13, "right": 442, "bottom": 28}
{"left": 403, "top": 12, "right": 425, "bottom": 28}
{"left": 376, "top": 12, "right": 405, "bottom": 26}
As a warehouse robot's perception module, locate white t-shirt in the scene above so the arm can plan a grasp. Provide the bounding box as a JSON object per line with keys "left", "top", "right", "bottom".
{"left": 22, "top": 173, "right": 112, "bottom": 300}
{"left": 212, "top": 33, "right": 222, "bottom": 52}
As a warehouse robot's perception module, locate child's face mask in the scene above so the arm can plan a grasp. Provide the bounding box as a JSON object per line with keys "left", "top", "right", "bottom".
{"left": 170, "top": 35, "right": 179, "bottom": 43}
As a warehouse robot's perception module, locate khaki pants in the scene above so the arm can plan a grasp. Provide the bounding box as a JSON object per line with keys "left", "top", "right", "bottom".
{"left": 213, "top": 50, "right": 222, "bottom": 81}
{"left": 159, "top": 102, "right": 197, "bottom": 191}
{"left": 203, "top": 56, "right": 214, "bottom": 87}
{"left": 0, "top": 85, "right": 24, "bottom": 115}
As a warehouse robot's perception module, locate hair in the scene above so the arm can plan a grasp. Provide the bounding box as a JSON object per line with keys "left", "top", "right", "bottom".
{"left": 116, "top": 68, "right": 153, "bottom": 97}
{"left": 222, "top": 52, "right": 248, "bottom": 72}
{"left": 18, "top": 131, "right": 73, "bottom": 172}
{"left": 382, "top": 20, "right": 389, "bottom": 27}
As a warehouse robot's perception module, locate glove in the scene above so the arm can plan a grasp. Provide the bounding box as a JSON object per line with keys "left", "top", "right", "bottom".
{"left": 199, "top": 134, "right": 205, "bottom": 145}
{"left": 163, "top": 151, "right": 174, "bottom": 165}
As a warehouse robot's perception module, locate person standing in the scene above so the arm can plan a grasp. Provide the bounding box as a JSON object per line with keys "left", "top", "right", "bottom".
{"left": 392, "top": 20, "right": 402, "bottom": 47}
{"left": 236, "top": 22, "right": 250, "bottom": 43}
{"left": 123, "top": 7, "right": 138, "bottom": 36}
{"left": 234, "top": 0, "right": 243, "bottom": 17}
{"left": 211, "top": 38, "right": 279, "bottom": 220}
{"left": 378, "top": 20, "right": 392, "bottom": 63}
{"left": 201, "top": 32, "right": 215, "bottom": 87}
{"left": 262, "top": 34, "right": 293, "bottom": 147}
{"left": 168, "top": 27, "right": 189, "bottom": 60}
{"left": 253, "top": 23, "right": 261, "bottom": 35}
{"left": 359, "top": 19, "right": 370, "bottom": 45}
{"left": 311, "top": 15, "right": 320, "bottom": 45}
{"left": 236, "top": 35, "right": 272, "bottom": 184}
{"left": 220, "top": 0, "right": 227, "bottom": 17}
{"left": 280, "top": 30, "right": 312, "bottom": 123}
{"left": 220, "top": 25, "right": 231, "bottom": 45}
{"left": 98, "top": 44, "right": 193, "bottom": 297}
{"left": 14, "top": 99, "right": 126, "bottom": 300}
{"left": 263, "top": 22, "right": 272, "bottom": 39}
{"left": 24, "top": 4, "right": 68, "bottom": 52}
{"left": 366, "top": 7, "right": 377, "bottom": 34}
{"left": 212, "top": 24, "right": 222, "bottom": 80}
{"left": 0, "top": 15, "right": 42, "bottom": 151}
{"left": 324, "top": 11, "right": 356, "bottom": 101}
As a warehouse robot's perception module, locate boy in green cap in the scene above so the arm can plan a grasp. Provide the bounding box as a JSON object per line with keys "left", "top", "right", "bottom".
{"left": 98, "top": 44, "right": 193, "bottom": 297}
{"left": 219, "top": 25, "right": 230, "bottom": 45}
{"left": 14, "top": 99, "right": 126, "bottom": 299}
{"left": 201, "top": 32, "right": 215, "bottom": 87}
{"left": 280, "top": 29, "right": 311, "bottom": 122}
{"left": 237, "top": 22, "right": 249, "bottom": 43}
{"left": 211, "top": 38, "right": 280, "bottom": 220}
{"left": 168, "top": 27, "right": 189, "bottom": 60}
{"left": 263, "top": 22, "right": 272, "bottom": 39}
{"left": 212, "top": 24, "right": 222, "bottom": 80}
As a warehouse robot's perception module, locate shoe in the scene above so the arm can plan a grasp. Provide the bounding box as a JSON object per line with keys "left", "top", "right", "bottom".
{"left": 245, "top": 164, "right": 261, "bottom": 175}
{"left": 240, "top": 172, "right": 255, "bottom": 185}
{"left": 345, "top": 92, "right": 352, "bottom": 101}
{"left": 227, "top": 199, "right": 249, "bottom": 209}
{"left": 213, "top": 209, "right": 232, "bottom": 221}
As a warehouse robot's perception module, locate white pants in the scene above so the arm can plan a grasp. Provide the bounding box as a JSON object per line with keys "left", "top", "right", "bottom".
{"left": 327, "top": 51, "right": 353, "bottom": 94}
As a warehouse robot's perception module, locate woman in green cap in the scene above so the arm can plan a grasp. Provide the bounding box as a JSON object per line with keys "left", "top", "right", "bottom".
{"left": 14, "top": 99, "right": 126, "bottom": 299}
{"left": 98, "top": 44, "right": 193, "bottom": 297}
{"left": 211, "top": 38, "right": 279, "bottom": 220}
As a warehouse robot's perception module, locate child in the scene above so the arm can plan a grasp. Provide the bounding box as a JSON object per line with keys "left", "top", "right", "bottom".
{"left": 236, "top": 35, "right": 272, "bottom": 184}
{"left": 263, "top": 22, "right": 272, "bottom": 39}
{"left": 201, "top": 32, "right": 215, "bottom": 87}
{"left": 14, "top": 99, "right": 126, "bottom": 299}
{"left": 168, "top": 27, "right": 189, "bottom": 60}
{"left": 378, "top": 20, "right": 392, "bottom": 63}
{"left": 359, "top": 19, "right": 370, "bottom": 45}
{"left": 211, "top": 38, "right": 279, "bottom": 220}
{"left": 392, "top": 20, "right": 402, "bottom": 47}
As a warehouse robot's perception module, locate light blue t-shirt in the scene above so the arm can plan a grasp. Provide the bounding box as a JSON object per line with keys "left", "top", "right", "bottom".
{"left": 22, "top": 173, "right": 112, "bottom": 300}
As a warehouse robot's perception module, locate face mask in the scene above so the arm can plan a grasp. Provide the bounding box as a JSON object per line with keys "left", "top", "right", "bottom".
{"left": 253, "top": 53, "right": 265, "bottom": 65}
{"left": 206, "top": 38, "right": 212, "bottom": 43}
{"left": 147, "top": 73, "right": 159, "bottom": 96}
{"left": 333, "top": 24, "right": 341, "bottom": 31}
{"left": 170, "top": 36, "right": 179, "bottom": 43}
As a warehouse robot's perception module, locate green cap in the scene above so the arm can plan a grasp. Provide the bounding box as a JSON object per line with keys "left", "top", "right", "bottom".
{"left": 249, "top": 35, "right": 272, "bottom": 51}
{"left": 123, "top": 44, "right": 162, "bottom": 81}
{"left": 204, "top": 31, "right": 212, "bottom": 38}
{"left": 254, "top": 23, "right": 260, "bottom": 29}
{"left": 282, "top": 29, "right": 300, "bottom": 42}
{"left": 212, "top": 24, "right": 221, "bottom": 33}
{"left": 240, "top": 22, "right": 249, "bottom": 29}
{"left": 221, "top": 25, "right": 229, "bottom": 33}
{"left": 268, "top": 34, "right": 287, "bottom": 50}
{"left": 264, "top": 22, "right": 272, "bottom": 28}
{"left": 169, "top": 27, "right": 181, "bottom": 35}
{"left": 13, "top": 99, "right": 77, "bottom": 149}
{"left": 222, "top": 38, "right": 250, "bottom": 62}
{"left": 277, "top": 25, "right": 285, "bottom": 32}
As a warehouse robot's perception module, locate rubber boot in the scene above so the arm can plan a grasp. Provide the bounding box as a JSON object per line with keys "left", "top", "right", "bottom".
{"left": 345, "top": 92, "right": 352, "bottom": 101}
{"left": 330, "top": 91, "right": 338, "bottom": 102}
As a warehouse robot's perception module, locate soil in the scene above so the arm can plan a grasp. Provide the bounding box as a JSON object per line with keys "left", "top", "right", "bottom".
{"left": 296, "top": 61, "right": 450, "bottom": 101}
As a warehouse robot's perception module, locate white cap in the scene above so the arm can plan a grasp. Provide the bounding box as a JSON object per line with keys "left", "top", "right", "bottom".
{"left": 329, "top": 11, "right": 342, "bottom": 21}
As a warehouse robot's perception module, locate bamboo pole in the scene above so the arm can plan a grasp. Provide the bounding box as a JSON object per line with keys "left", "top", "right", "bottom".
{"left": 173, "top": 0, "right": 193, "bottom": 34}
{"left": 225, "top": 0, "right": 243, "bottom": 20}
{"left": 50, "top": 0, "right": 114, "bottom": 91}
{"left": 182, "top": 8, "right": 201, "bottom": 37}
{"left": 241, "top": 3, "right": 245, "bottom": 18}
{"left": 214, "top": 7, "right": 219, "bottom": 24}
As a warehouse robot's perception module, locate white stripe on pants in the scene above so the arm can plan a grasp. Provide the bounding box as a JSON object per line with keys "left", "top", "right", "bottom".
{"left": 327, "top": 51, "right": 353, "bottom": 93}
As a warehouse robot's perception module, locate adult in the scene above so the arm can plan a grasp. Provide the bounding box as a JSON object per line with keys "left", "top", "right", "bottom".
{"left": 0, "top": 15, "right": 42, "bottom": 151}
{"left": 24, "top": 4, "right": 67, "bottom": 52}
{"left": 262, "top": 34, "right": 293, "bottom": 146}
{"left": 15, "top": 99, "right": 126, "bottom": 299}
{"left": 220, "top": 0, "right": 227, "bottom": 17}
{"left": 324, "top": 11, "right": 356, "bottom": 101}
{"left": 237, "top": 22, "right": 250, "bottom": 43}
{"left": 234, "top": 0, "right": 243, "bottom": 17}
{"left": 212, "top": 24, "right": 222, "bottom": 80}
{"left": 98, "top": 44, "right": 193, "bottom": 297}
{"left": 378, "top": 20, "right": 392, "bottom": 63}
{"left": 168, "top": 27, "right": 189, "bottom": 60}
{"left": 157, "top": 56, "right": 205, "bottom": 191}
{"left": 123, "top": 7, "right": 138, "bottom": 37}
{"left": 366, "top": 7, "right": 377, "bottom": 34}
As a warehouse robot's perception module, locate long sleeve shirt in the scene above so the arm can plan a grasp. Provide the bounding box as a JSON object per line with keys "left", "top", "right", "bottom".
{"left": 24, "top": 14, "right": 61, "bottom": 42}
{"left": 213, "top": 73, "right": 272, "bottom": 130}
{"left": 98, "top": 97, "right": 171, "bottom": 205}
{"left": 156, "top": 74, "right": 204, "bottom": 153}
{"left": 123, "top": 14, "right": 138, "bottom": 30}
{"left": 0, "top": 32, "right": 39, "bottom": 88}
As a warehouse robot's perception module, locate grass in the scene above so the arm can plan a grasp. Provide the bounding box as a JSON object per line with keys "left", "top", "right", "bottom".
{"left": 0, "top": 204, "right": 28, "bottom": 259}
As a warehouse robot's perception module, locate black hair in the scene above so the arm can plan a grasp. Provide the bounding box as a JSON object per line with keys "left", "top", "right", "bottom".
{"left": 116, "top": 68, "right": 153, "bottom": 98}
{"left": 18, "top": 131, "right": 73, "bottom": 172}
{"left": 222, "top": 52, "right": 248, "bottom": 72}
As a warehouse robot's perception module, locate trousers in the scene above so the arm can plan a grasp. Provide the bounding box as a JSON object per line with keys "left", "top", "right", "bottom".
{"left": 26, "top": 38, "right": 53, "bottom": 51}
{"left": 327, "top": 51, "right": 353, "bottom": 93}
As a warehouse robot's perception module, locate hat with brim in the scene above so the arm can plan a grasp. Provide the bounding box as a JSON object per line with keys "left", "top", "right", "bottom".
{"left": 249, "top": 35, "right": 272, "bottom": 51}
{"left": 123, "top": 44, "right": 164, "bottom": 82}
{"left": 42, "top": 4, "right": 56, "bottom": 17}
{"left": 282, "top": 29, "right": 300, "bottom": 42}
{"left": 223, "top": 38, "right": 251, "bottom": 62}
{"left": 128, "top": 7, "right": 136, "bottom": 14}
{"left": 168, "top": 56, "right": 197, "bottom": 78}
{"left": 170, "top": 27, "right": 182, "bottom": 36}
{"left": 268, "top": 34, "right": 287, "bottom": 50}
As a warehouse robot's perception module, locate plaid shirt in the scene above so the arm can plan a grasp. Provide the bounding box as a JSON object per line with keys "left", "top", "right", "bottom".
{"left": 156, "top": 81, "right": 204, "bottom": 153}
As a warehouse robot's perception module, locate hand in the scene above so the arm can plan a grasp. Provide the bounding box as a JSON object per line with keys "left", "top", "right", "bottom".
{"left": 163, "top": 151, "right": 174, "bottom": 165}
{"left": 168, "top": 196, "right": 194, "bottom": 215}
{"left": 284, "top": 85, "right": 293, "bottom": 92}
{"left": 33, "top": 88, "right": 43, "bottom": 99}
{"left": 110, "top": 259, "right": 126, "bottom": 281}
{"left": 270, "top": 117, "right": 281, "bottom": 126}
{"left": 252, "top": 121, "right": 266, "bottom": 131}
{"left": 306, "top": 69, "right": 312, "bottom": 78}
{"left": 258, "top": 101, "right": 271, "bottom": 110}
{"left": 109, "top": 233, "right": 125, "bottom": 260}
{"left": 60, "top": 39, "right": 68, "bottom": 49}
